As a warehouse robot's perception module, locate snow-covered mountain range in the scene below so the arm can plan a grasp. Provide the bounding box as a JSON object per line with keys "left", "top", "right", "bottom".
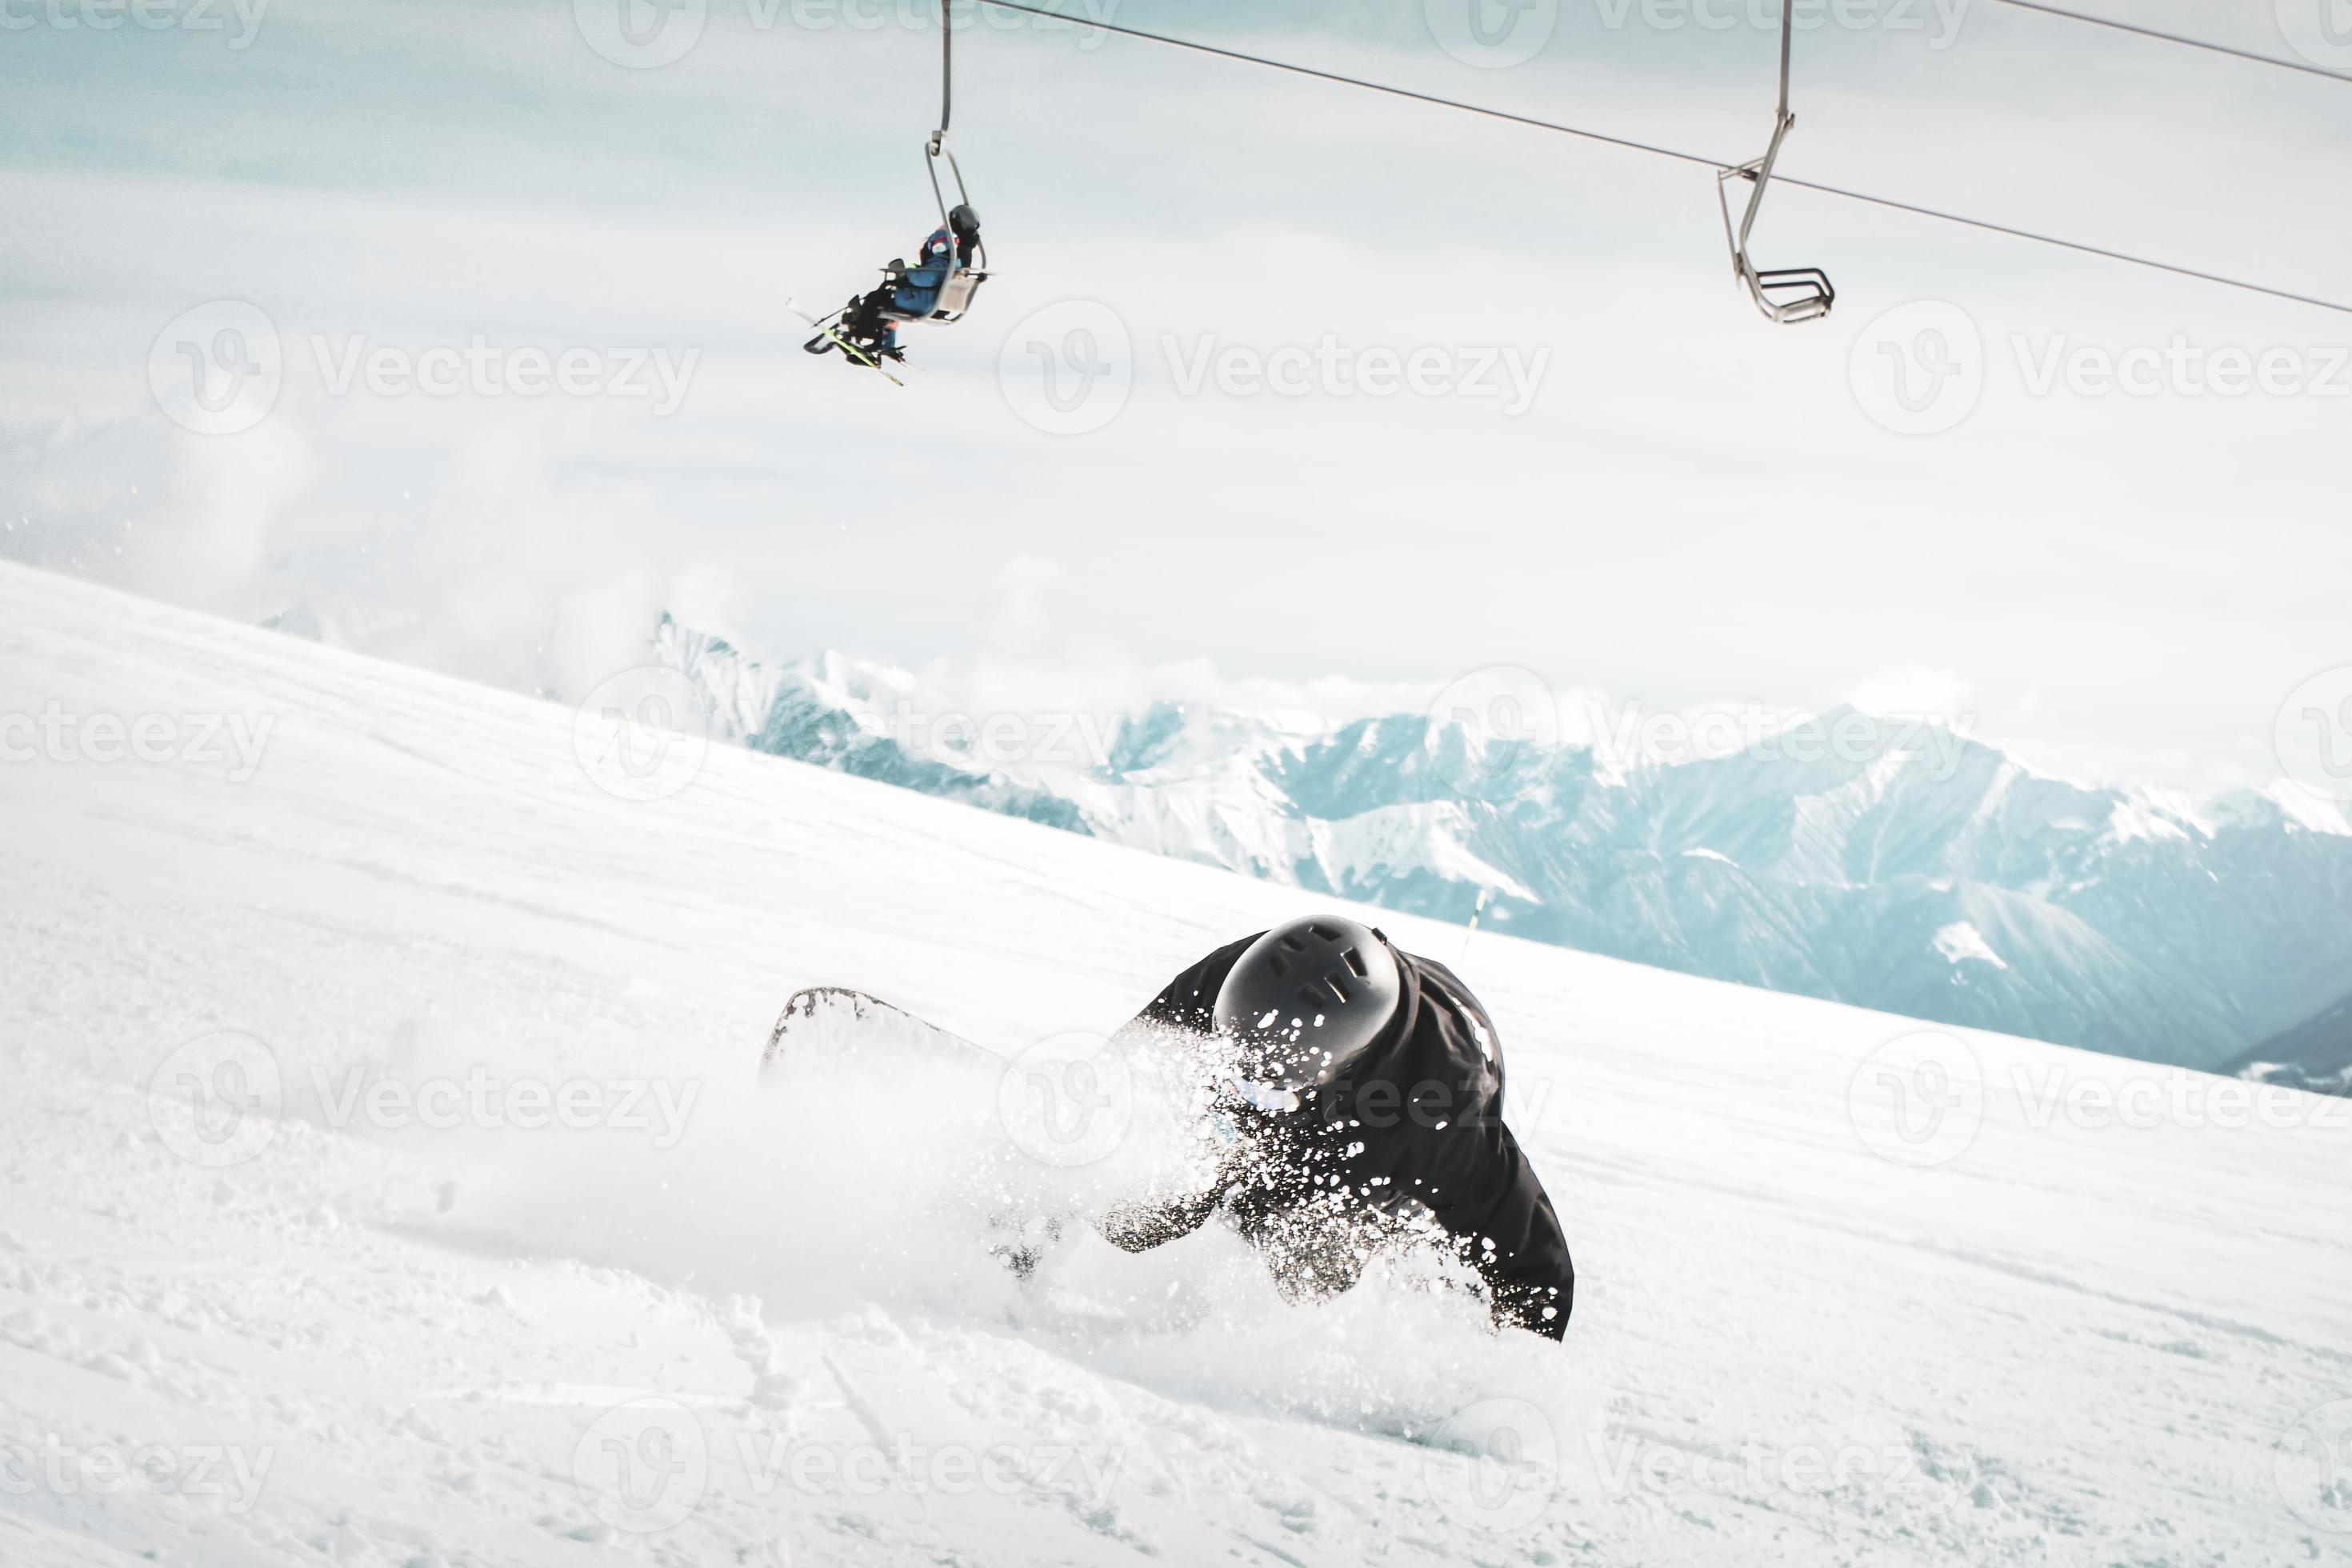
{"left": 650, "top": 620, "right": 2352, "bottom": 1073}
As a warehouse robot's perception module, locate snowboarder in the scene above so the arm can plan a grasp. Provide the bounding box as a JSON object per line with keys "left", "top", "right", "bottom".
{"left": 1098, "top": 914, "right": 1574, "bottom": 1341}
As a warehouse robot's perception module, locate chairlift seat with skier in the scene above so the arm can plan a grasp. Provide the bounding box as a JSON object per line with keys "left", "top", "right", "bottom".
{"left": 876, "top": 198, "right": 987, "bottom": 325}
{"left": 798, "top": 14, "right": 991, "bottom": 378}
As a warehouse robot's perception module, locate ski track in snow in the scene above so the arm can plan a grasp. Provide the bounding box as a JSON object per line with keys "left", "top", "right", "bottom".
{"left": 2, "top": 560, "right": 2350, "bottom": 1566}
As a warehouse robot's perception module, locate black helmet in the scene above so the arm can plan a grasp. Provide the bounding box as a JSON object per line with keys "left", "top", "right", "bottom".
{"left": 1212, "top": 915, "right": 1402, "bottom": 1090}
{"left": 948, "top": 202, "right": 982, "bottom": 241}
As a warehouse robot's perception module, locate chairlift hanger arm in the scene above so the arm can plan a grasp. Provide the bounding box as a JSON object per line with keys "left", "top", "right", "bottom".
{"left": 1716, "top": 0, "right": 1834, "bottom": 322}
{"left": 925, "top": 0, "right": 987, "bottom": 270}
{"left": 926, "top": 0, "right": 945, "bottom": 138}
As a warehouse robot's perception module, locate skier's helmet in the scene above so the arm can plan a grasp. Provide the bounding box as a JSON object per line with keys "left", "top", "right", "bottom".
{"left": 1212, "top": 915, "right": 1402, "bottom": 1090}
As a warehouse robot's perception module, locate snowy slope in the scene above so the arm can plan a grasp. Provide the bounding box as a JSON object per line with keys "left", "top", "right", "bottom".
{"left": 4, "top": 560, "right": 2351, "bottom": 1567}
{"left": 647, "top": 621, "right": 2352, "bottom": 1072}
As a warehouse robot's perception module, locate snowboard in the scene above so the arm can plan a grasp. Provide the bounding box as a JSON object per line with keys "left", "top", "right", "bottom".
{"left": 760, "top": 987, "right": 1065, "bottom": 1274}
{"left": 760, "top": 986, "right": 984, "bottom": 1076}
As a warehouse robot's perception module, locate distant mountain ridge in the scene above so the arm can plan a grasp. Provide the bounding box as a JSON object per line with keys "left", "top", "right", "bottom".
{"left": 650, "top": 618, "right": 2352, "bottom": 1071}
{"left": 2230, "top": 987, "right": 2352, "bottom": 1095}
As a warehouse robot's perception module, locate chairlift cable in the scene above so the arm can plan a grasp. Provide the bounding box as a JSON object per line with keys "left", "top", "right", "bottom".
{"left": 1989, "top": 0, "right": 2352, "bottom": 86}
{"left": 972, "top": 0, "right": 2352, "bottom": 317}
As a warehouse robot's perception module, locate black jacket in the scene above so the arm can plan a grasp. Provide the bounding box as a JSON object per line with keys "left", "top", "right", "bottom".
{"left": 1105, "top": 931, "right": 1573, "bottom": 1339}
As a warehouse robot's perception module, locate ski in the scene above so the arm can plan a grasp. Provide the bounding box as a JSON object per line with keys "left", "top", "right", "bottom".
{"left": 805, "top": 323, "right": 906, "bottom": 386}
{"left": 790, "top": 298, "right": 906, "bottom": 386}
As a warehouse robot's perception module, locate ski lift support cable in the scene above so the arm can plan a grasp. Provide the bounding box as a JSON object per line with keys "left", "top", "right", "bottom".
{"left": 970, "top": 0, "right": 2352, "bottom": 318}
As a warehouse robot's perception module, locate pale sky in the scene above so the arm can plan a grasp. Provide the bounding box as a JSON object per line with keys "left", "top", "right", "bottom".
{"left": 3, "top": 0, "right": 2349, "bottom": 791}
